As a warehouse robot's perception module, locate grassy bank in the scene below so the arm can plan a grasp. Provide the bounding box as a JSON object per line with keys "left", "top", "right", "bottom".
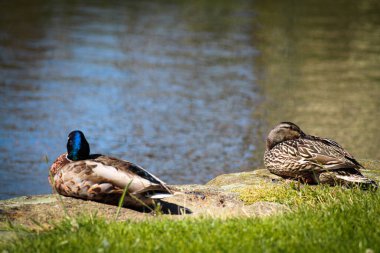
{"left": 1, "top": 185, "right": 379, "bottom": 252}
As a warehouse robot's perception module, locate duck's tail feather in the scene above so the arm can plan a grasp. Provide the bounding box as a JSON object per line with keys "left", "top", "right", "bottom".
{"left": 145, "top": 188, "right": 183, "bottom": 199}
{"left": 335, "top": 174, "right": 378, "bottom": 190}
{"left": 148, "top": 193, "right": 174, "bottom": 199}
{"left": 146, "top": 191, "right": 184, "bottom": 199}
{"left": 318, "top": 171, "right": 378, "bottom": 190}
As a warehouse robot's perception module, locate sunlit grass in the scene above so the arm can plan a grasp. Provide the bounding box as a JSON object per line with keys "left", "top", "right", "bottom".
{"left": 1, "top": 185, "right": 379, "bottom": 253}
{"left": 236, "top": 181, "right": 376, "bottom": 207}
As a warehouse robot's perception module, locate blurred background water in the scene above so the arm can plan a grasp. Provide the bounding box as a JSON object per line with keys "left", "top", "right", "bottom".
{"left": 0, "top": 0, "right": 379, "bottom": 199}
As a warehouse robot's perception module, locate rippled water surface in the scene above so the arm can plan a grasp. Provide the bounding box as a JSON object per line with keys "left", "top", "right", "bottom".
{"left": 1, "top": 0, "right": 379, "bottom": 199}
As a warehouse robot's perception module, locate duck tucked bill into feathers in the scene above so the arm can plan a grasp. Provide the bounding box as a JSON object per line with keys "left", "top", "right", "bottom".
{"left": 49, "top": 130, "right": 175, "bottom": 207}
{"left": 264, "top": 122, "right": 377, "bottom": 189}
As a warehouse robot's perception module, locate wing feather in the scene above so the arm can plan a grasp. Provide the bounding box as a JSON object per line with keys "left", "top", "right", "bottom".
{"left": 60, "top": 155, "right": 172, "bottom": 195}
{"left": 295, "top": 139, "right": 360, "bottom": 172}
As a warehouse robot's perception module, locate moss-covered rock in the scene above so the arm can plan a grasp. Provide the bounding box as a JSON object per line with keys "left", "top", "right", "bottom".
{"left": 1, "top": 160, "right": 379, "bottom": 230}
{"left": 207, "top": 169, "right": 283, "bottom": 189}
{"left": 0, "top": 172, "right": 287, "bottom": 230}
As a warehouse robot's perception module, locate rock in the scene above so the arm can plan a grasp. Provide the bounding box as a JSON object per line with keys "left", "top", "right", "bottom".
{"left": 1, "top": 162, "right": 379, "bottom": 230}
{"left": 207, "top": 169, "right": 283, "bottom": 188}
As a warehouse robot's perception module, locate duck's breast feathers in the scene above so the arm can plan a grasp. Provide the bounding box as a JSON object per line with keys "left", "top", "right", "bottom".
{"left": 59, "top": 155, "right": 172, "bottom": 194}
{"left": 49, "top": 153, "right": 70, "bottom": 177}
{"left": 273, "top": 139, "right": 361, "bottom": 171}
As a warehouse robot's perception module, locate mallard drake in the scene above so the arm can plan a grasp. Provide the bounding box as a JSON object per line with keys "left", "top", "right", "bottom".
{"left": 49, "top": 130, "right": 176, "bottom": 207}
{"left": 264, "top": 122, "right": 377, "bottom": 188}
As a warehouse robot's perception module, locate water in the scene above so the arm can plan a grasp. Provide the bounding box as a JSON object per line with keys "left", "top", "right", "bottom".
{"left": 0, "top": 0, "right": 258, "bottom": 199}
{"left": 1, "top": 0, "right": 379, "bottom": 200}
{"left": 252, "top": 0, "right": 380, "bottom": 162}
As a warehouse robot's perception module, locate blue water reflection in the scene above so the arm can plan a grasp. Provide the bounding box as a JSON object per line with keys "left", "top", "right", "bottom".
{"left": 0, "top": 1, "right": 258, "bottom": 199}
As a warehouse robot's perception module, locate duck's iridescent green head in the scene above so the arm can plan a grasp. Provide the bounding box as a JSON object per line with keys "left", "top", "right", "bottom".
{"left": 67, "top": 130, "right": 90, "bottom": 161}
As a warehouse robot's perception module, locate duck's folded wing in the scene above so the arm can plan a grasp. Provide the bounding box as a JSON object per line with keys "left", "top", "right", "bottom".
{"left": 297, "top": 139, "right": 360, "bottom": 172}
{"left": 307, "top": 136, "right": 364, "bottom": 168}
{"left": 91, "top": 156, "right": 172, "bottom": 194}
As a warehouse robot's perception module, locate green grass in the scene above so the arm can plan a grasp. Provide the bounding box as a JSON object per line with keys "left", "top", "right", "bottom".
{"left": 236, "top": 181, "right": 375, "bottom": 207}
{"left": 2, "top": 187, "right": 379, "bottom": 253}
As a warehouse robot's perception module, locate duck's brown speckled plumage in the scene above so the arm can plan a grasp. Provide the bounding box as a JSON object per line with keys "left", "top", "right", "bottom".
{"left": 49, "top": 132, "right": 175, "bottom": 207}
{"left": 264, "top": 122, "right": 377, "bottom": 188}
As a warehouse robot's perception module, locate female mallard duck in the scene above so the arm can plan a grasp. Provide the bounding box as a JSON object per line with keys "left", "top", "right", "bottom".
{"left": 49, "top": 130, "right": 176, "bottom": 207}
{"left": 264, "top": 122, "right": 377, "bottom": 188}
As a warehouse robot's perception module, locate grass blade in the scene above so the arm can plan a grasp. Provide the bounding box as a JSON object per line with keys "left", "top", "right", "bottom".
{"left": 115, "top": 180, "right": 133, "bottom": 220}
